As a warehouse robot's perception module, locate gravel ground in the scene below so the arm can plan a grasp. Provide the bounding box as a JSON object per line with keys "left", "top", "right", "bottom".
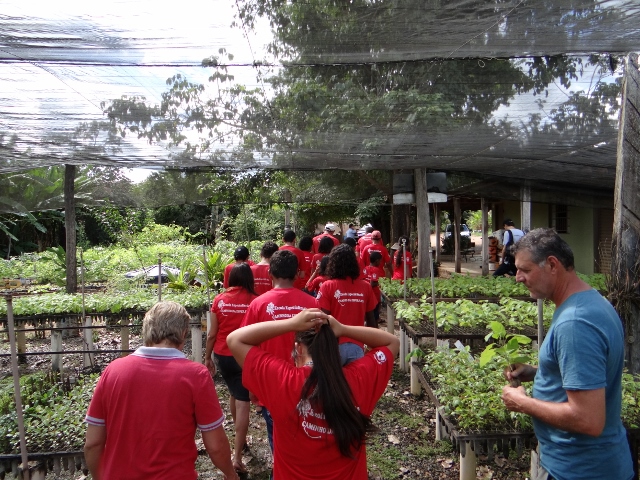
{"left": 1, "top": 312, "right": 532, "bottom": 479}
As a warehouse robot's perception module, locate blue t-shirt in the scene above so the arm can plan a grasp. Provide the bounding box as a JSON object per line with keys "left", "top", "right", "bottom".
{"left": 533, "top": 289, "right": 633, "bottom": 480}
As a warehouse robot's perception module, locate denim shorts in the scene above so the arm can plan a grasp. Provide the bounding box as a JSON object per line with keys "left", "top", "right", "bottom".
{"left": 339, "top": 342, "right": 364, "bottom": 366}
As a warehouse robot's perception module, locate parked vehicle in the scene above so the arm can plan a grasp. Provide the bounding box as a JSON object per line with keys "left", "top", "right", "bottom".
{"left": 444, "top": 224, "right": 471, "bottom": 239}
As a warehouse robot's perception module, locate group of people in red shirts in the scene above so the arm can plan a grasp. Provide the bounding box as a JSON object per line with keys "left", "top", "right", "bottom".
{"left": 202, "top": 224, "right": 411, "bottom": 478}
{"left": 83, "top": 225, "right": 408, "bottom": 480}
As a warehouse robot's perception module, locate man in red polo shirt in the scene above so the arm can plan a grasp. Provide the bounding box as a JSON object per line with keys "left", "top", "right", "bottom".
{"left": 84, "top": 301, "right": 238, "bottom": 480}
{"left": 312, "top": 223, "right": 340, "bottom": 253}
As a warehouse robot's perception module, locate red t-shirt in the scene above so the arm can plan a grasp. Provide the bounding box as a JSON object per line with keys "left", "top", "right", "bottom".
{"left": 251, "top": 263, "right": 273, "bottom": 296}
{"left": 311, "top": 252, "right": 328, "bottom": 272}
{"left": 392, "top": 250, "right": 413, "bottom": 281}
{"left": 312, "top": 233, "right": 340, "bottom": 254}
{"left": 307, "top": 274, "right": 327, "bottom": 294}
{"left": 301, "top": 251, "right": 313, "bottom": 286}
{"left": 223, "top": 260, "right": 255, "bottom": 288}
{"left": 360, "top": 243, "right": 391, "bottom": 269}
{"left": 362, "top": 265, "right": 386, "bottom": 303}
{"left": 316, "top": 278, "right": 377, "bottom": 347}
{"left": 241, "top": 288, "right": 317, "bottom": 361}
{"left": 356, "top": 234, "right": 373, "bottom": 256}
{"left": 280, "top": 245, "right": 307, "bottom": 290}
{"left": 242, "top": 346, "right": 394, "bottom": 480}
{"left": 85, "top": 348, "right": 225, "bottom": 480}
{"left": 211, "top": 287, "right": 257, "bottom": 356}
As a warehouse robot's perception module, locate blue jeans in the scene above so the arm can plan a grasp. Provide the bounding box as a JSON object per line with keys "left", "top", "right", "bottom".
{"left": 339, "top": 342, "right": 364, "bottom": 366}
{"left": 261, "top": 407, "right": 274, "bottom": 452}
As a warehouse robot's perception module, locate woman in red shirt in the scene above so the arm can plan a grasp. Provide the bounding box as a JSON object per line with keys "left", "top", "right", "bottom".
{"left": 227, "top": 309, "right": 399, "bottom": 480}
{"left": 392, "top": 235, "right": 413, "bottom": 282}
{"left": 205, "top": 263, "right": 257, "bottom": 473}
{"left": 316, "top": 244, "right": 378, "bottom": 365}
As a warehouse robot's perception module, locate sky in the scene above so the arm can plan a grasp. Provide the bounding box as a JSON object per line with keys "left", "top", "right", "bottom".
{"left": 1, "top": 0, "right": 273, "bottom": 181}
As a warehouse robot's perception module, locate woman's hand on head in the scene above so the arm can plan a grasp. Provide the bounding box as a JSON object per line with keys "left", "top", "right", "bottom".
{"left": 326, "top": 315, "right": 344, "bottom": 337}
{"left": 290, "top": 308, "right": 329, "bottom": 332}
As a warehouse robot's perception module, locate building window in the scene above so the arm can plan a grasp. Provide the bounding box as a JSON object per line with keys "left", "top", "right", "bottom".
{"left": 550, "top": 204, "right": 569, "bottom": 233}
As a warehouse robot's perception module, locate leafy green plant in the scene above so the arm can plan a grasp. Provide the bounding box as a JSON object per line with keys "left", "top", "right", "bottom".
{"left": 0, "top": 372, "right": 99, "bottom": 453}
{"left": 197, "top": 250, "right": 231, "bottom": 287}
{"left": 479, "top": 321, "right": 532, "bottom": 386}
{"left": 166, "top": 257, "right": 198, "bottom": 291}
{"left": 622, "top": 372, "right": 640, "bottom": 429}
{"left": 424, "top": 346, "right": 534, "bottom": 432}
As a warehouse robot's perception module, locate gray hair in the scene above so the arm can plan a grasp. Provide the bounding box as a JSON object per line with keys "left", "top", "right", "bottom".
{"left": 142, "top": 301, "right": 190, "bottom": 347}
{"left": 512, "top": 228, "right": 574, "bottom": 270}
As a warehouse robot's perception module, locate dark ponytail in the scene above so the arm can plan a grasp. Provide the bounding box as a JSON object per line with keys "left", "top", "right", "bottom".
{"left": 297, "top": 326, "right": 376, "bottom": 458}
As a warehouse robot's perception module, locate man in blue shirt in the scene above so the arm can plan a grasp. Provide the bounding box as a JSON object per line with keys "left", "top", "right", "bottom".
{"left": 501, "top": 228, "right": 633, "bottom": 480}
{"left": 345, "top": 223, "right": 358, "bottom": 240}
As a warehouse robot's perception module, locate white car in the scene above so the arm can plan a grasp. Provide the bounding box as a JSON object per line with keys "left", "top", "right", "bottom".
{"left": 444, "top": 224, "right": 471, "bottom": 239}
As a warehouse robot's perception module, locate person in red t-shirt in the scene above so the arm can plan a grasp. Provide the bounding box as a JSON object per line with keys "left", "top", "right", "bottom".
{"left": 227, "top": 309, "right": 399, "bottom": 480}
{"left": 316, "top": 244, "right": 378, "bottom": 365}
{"left": 223, "top": 246, "right": 255, "bottom": 288}
{"left": 392, "top": 235, "right": 413, "bottom": 282}
{"left": 298, "top": 236, "right": 314, "bottom": 291}
{"left": 305, "top": 255, "right": 330, "bottom": 296}
{"left": 360, "top": 230, "right": 391, "bottom": 277}
{"left": 205, "top": 264, "right": 258, "bottom": 473}
{"left": 240, "top": 250, "right": 317, "bottom": 454}
{"left": 312, "top": 223, "right": 340, "bottom": 253}
{"left": 251, "top": 241, "right": 280, "bottom": 295}
{"left": 85, "top": 301, "right": 238, "bottom": 480}
{"left": 362, "top": 251, "right": 386, "bottom": 324}
{"left": 280, "top": 230, "right": 308, "bottom": 290}
{"left": 307, "top": 236, "right": 334, "bottom": 287}
{"left": 356, "top": 225, "right": 374, "bottom": 260}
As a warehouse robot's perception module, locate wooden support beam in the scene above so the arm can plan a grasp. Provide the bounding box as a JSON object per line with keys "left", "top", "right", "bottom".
{"left": 613, "top": 54, "right": 640, "bottom": 373}
{"left": 121, "top": 326, "right": 130, "bottom": 357}
{"left": 414, "top": 169, "right": 432, "bottom": 278}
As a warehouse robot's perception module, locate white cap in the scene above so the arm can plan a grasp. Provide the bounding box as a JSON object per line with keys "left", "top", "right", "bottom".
{"left": 325, "top": 223, "right": 336, "bottom": 231}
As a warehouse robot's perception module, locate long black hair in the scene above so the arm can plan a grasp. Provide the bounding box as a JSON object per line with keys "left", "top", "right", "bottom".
{"left": 296, "top": 325, "right": 376, "bottom": 458}
{"left": 228, "top": 263, "right": 257, "bottom": 296}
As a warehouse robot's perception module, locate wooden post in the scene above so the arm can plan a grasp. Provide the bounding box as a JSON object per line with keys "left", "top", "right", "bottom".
{"left": 612, "top": 54, "right": 640, "bottom": 373}
{"left": 5, "top": 296, "right": 30, "bottom": 480}
{"left": 386, "top": 303, "right": 395, "bottom": 334}
{"left": 454, "top": 197, "right": 462, "bottom": 273}
{"left": 16, "top": 328, "right": 26, "bottom": 361}
{"left": 121, "top": 325, "right": 130, "bottom": 357}
{"left": 399, "top": 326, "right": 406, "bottom": 371}
{"left": 414, "top": 169, "right": 432, "bottom": 278}
{"left": 51, "top": 329, "right": 62, "bottom": 372}
{"left": 83, "top": 317, "right": 95, "bottom": 369}
{"left": 191, "top": 323, "right": 202, "bottom": 363}
{"left": 481, "top": 198, "right": 489, "bottom": 276}
{"left": 409, "top": 339, "right": 421, "bottom": 395}
{"left": 435, "top": 409, "right": 442, "bottom": 441}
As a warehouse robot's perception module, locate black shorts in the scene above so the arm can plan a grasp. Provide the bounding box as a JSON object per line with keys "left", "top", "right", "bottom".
{"left": 214, "top": 353, "right": 250, "bottom": 402}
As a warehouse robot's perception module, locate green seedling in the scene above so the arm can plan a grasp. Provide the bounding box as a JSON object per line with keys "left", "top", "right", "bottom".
{"left": 479, "top": 321, "right": 532, "bottom": 387}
